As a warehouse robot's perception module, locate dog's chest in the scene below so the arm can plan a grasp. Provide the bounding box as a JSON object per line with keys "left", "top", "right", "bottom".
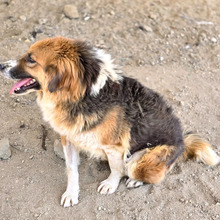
{"left": 37, "top": 97, "right": 105, "bottom": 156}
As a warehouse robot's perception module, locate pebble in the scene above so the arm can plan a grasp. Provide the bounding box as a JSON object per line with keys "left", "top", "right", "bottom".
{"left": 63, "top": 4, "right": 79, "bottom": 19}
{"left": 211, "top": 37, "right": 217, "bottom": 43}
{"left": 38, "top": 18, "right": 47, "bottom": 25}
{"left": 54, "top": 139, "right": 65, "bottom": 160}
{"left": 84, "top": 16, "right": 90, "bottom": 21}
{"left": 0, "top": 138, "right": 11, "bottom": 160}
{"left": 159, "top": 56, "right": 164, "bottom": 61}
{"left": 179, "top": 198, "right": 185, "bottom": 203}
{"left": 19, "top": 15, "right": 26, "bottom": 21}
{"left": 143, "top": 25, "right": 153, "bottom": 32}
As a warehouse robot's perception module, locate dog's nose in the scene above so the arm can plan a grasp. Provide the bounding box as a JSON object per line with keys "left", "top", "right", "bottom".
{"left": 0, "top": 63, "right": 6, "bottom": 71}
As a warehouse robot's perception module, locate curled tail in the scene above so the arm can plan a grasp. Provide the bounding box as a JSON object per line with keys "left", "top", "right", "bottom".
{"left": 184, "top": 133, "right": 220, "bottom": 166}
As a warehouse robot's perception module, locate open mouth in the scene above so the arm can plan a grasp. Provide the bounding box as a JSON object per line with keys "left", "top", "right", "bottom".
{"left": 9, "top": 78, "right": 40, "bottom": 95}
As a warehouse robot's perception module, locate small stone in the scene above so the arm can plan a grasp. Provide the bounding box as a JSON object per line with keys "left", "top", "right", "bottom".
{"left": 38, "top": 18, "right": 47, "bottom": 25}
{"left": 84, "top": 16, "right": 90, "bottom": 21}
{"left": 29, "top": 155, "right": 34, "bottom": 159}
{"left": 160, "top": 56, "right": 164, "bottom": 61}
{"left": 0, "top": 138, "right": 11, "bottom": 160}
{"left": 54, "top": 139, "right": 65, "bottom": 160}
{"left": 19, "top": 15, "right": 26, "bottom": 21}
{"left": 63, "top": 4, "right": 79, "bottom": 19}
{"left": 138, "top": 25, "right": 153, "bottom": 32}
{"left": 144, "top": 26, "right": 153, "bottom": 32}
{"left": 179, "top": 198, "right": 185, "bottom": 203}
{"left": 211, "top": 37, "right": 217, "bottom": 43}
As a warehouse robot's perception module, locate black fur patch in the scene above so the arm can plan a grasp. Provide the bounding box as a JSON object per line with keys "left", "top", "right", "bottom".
{"left": 74, "top": 41, "right": 102, "bottom": 90}
{"left": 63, "top": 76, "right": 184, "bottom": 165}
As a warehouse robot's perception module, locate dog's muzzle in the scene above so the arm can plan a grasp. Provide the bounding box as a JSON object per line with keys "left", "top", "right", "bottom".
{"left": 0, "top": 63, "right": 6, "bottom": 71}
{"left": 0, "top": 60, "right": 17, "bottom": 79}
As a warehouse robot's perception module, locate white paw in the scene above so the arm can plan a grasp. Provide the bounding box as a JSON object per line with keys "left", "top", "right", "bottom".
{"left": 61, "top": 191, "right": 79, "bottom": 207}
{"left": 97, "top": 179, "right": 119, "bottom": 195}
{"left": 126, "top": 178, "right": 144, "bottom": 188}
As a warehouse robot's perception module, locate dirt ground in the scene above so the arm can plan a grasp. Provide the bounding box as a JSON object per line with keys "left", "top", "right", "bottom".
{"left": 0, "top": 0, "right": 220, "bottom": 219}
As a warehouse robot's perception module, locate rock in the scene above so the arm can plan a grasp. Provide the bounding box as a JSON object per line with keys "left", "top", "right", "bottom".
{"left": 54, "top": 139, "right": 65, "bottom": 160}
{"left": 138, "top": 25, "right": 153, "bottom": 32}
{"left": 19, "top": 15, "right": 26, "bottom": 21}
{"left": 63, "top": 4, "right": 79, "bottom": 19}
{"left": 211, "top": 37, "right": 217, "bottom": 43}
{"left": 0, "top": 138, "right": 11, "bottom": 160}
{"left": 144, "top": 25, "right": 153, "bottom": 32}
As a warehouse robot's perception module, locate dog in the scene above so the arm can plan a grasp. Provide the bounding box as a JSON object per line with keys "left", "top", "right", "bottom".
{"left": 0, "top": 37, "right": 219, "bottom": 207}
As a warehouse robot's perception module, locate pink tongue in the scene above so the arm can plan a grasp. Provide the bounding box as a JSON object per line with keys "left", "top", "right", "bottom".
{"left": 9, "top": 78, "right": 33, "bottom": 95}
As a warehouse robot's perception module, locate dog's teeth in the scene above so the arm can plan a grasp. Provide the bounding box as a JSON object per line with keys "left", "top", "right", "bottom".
{"left": 33, "top": 79, "right": 36, "bottom": 82}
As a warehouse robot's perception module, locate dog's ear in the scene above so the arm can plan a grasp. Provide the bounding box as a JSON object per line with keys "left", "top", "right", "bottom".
{"left": 45, "top": 65, "right": 62, "bottom": 93}
{"left": 48, "top": 74, "right": 61, "bottom": 93}
{"left": 45, "top": 60, "right": 86, "bottom": 100}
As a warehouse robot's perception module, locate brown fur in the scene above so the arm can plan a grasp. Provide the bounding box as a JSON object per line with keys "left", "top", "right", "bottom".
{"left": 128, "top": 134, "right": 220, "bottom": 185}
{"left": 128, "top": 145, "right": 175, "bottom": 184}
{"left": 183, "top": 133, "right": 220, "bottom": 166}
{"left": 23, "top": 37, "right": 87, "bottom": 102}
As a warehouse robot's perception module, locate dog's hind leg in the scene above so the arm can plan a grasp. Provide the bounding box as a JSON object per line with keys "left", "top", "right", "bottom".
{"left": 60, "top": 136, "right": 80, "bottom": 207}
{"left": 97, "top": 146, "right": 124, "bottom": 195}
{"left": 126, "top": 145, "right": 176, "bottom": 185}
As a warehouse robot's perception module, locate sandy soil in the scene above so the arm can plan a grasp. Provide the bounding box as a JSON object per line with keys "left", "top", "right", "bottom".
{"left": 0, "top": 0, "right": 219, "bottom": 219}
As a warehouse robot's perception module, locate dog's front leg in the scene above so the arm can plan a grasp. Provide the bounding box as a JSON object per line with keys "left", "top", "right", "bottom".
{"left": 98, "top": 147, "right": 124, "bottom": 194}
{"left": 60, "top": 136, "right": 80, "bottom": 207}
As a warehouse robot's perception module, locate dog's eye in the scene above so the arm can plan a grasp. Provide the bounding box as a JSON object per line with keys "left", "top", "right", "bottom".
{"left": 25, "top": 54, "right": 36, "bottom": 64}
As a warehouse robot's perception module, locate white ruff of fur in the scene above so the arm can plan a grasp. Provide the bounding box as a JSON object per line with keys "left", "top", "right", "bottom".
{"left": 90, "top": 49, "right": 123, "bottom": 96}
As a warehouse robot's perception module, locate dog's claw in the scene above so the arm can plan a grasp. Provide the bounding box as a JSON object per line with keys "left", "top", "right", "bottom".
{"left": 61, "top": 191, "right": 79, "bottom": 207}
{"left": 126, "top": 178, "right": 144, "bottom": 188}
{"left": 97, "top": 179, "right": 118, "bottom": 195}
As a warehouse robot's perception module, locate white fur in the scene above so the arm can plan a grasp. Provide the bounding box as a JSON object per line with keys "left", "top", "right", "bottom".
{"left": 1, "top": 60, "right": 17, "bottom": 78}
{"left": 97, "top": 147, "right": 125, "bottom": 194}
{"left": 90, "top": 49, "right": 123, "bottom": 96}
{"left": 61, "top": 142, "right": 80, "bottom": 207}
{"left": 197, "top": 146, "right": 220, "bottom": 166}
{"left": 126, "top": 178, "right": 143, "bottom": 188}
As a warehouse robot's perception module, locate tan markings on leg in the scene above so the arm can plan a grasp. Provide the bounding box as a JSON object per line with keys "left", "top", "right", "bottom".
{"left": 127, "top": 145, "right": 175, "bottom": 184}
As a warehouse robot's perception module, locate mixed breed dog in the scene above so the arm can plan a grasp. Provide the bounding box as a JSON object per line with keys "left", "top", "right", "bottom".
{"left": 0, "top": 37, "right": 219, "bottom": 207}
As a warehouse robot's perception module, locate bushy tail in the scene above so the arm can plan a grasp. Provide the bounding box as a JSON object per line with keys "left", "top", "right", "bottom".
{"left": 184, "top": 133, "right": 220, "bottom": 166}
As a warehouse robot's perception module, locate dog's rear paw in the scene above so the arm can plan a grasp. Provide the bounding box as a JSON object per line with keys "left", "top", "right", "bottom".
{"left": 61, "top": 191, "right": 79, "bottom": 207}
{"left": 97, "top": 179, "right": 119, "bottom": 195}
{"left": 126, "top": 178, "right": 143, "bottom": 188}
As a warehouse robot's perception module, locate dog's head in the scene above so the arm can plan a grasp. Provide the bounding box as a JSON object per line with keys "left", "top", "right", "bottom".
{"left": 0, "top": 37, "right": 102, "bottom": 101}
